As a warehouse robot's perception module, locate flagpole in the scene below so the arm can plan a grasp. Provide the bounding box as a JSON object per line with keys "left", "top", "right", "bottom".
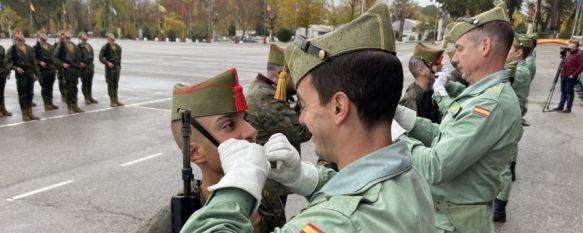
{"left": 29, "top": 0, "right": 33, "bottom": 35}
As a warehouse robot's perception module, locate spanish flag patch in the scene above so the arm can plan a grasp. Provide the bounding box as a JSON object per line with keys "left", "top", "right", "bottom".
{"left": 301, "top": 223, "right": 324, "bottom": 233}
{"left": 473, "top": 106, "right": 491, "bottom": 117}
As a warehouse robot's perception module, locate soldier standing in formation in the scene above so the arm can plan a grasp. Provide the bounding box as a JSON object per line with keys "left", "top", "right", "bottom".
{"left": 6, "top": 29, "right": 40, "bottom": 121}
{"left": 99, "top": 32, "right": 123, "bottom": 107}
{"left": 55, "top": 29, "right": 84, "bottom": 114}
{"left": 180, "top": 3, "right": 435, "bottom": 232}
{"left": 0, "top": 44, "right": 12, "bottom": 117}
{"left": 33, "top": 29, "right": 59, "bottom": 111}
{"left": 400, "top": 42, "right": 445, "bottom": 123}
{"left": 55, "top": 31, "right": 67, "bottom": 102}
{"left": 78, "top": 31, "right": 98, "bottom": 104}
{"left": 396, "top": 3, "right": 523, "bottom": 232}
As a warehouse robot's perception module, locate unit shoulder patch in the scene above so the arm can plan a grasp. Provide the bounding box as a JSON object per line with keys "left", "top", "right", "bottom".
{"left": 301, "top": 223, "right": 325, "bottom": 233}
{"left": 473, "top": 106, "right": 491, "bottom": 117}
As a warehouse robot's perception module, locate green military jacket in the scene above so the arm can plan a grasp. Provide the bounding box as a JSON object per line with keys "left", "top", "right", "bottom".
{"left": 33, "top": 42, "right": 58, "bottom": 72}
{"left": 399, "top": 82, "right": 442, "bottom": 123}
{"left": 400, "top": 70, "right": 522, "bottom": 232}
{"left": 513, "top": 60, "right": 532, "bottom": 117}
{"left": 6, "top": 44, "right": 38, "bottom": 74}
{"left": 78, "top": 42, "right": 94, "bottom": 68}
{"left": 247, "top": 74, "right": 311, "bottom": 151}
{"left": 180, "top": 141, "right": 436, "bottom": 233}
{"left": 136, "top": 180, "right": 286, "bottom": 233}
{"left": 525, "top": 54, "right": 536, "bottom": 82}
{"left": 53, "top": 42, "right": 82, "bottom": 69}
{"left": 99, "top": 43, "right": 122, "bottom": 67}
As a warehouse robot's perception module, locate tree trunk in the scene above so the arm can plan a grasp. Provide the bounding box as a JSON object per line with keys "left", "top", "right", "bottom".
{"left": 398, "top": 18, "right": 405, "bottom": 42}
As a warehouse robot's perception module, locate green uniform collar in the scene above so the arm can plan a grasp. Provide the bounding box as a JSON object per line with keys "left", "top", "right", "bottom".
{"left": 456, "top": 69, "right": 510, "bottom": 99}
{"left": 317, "top": 141, "right": 412, "bottom": 196}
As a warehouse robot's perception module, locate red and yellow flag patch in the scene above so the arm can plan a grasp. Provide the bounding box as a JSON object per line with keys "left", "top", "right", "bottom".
{"left": 300, "top": 223, "right": 324, "bottom": 233}
{"left": 473, "top": 106, "right": 491, "bottom": 117}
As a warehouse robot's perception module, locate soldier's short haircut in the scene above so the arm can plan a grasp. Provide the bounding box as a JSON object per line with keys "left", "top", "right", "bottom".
{"left": 408, "top": 57, "right": 430, "bottom": 79}
{"left": 467, "top": 21, "right": 514, "bottom": 57}
{"left": 570, "top": 40, "right": 579, "bottom": 47}
{"left": 514, "top": 45, "right": 531, "bottom": 60}
{"left": 308, "top": 50, "right": 403, "bottom": 129}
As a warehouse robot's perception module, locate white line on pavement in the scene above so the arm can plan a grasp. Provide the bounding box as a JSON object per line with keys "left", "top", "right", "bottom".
{"left": 120, "top": 152, "right": 164, "bottom": 167}
{"left": 6, "top": 180, "right": 74, "bottom": 202}
{"left": 0, "top": 98, "right": 172, "bottom": 129}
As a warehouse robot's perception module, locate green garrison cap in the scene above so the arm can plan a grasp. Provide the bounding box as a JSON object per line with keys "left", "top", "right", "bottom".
{"left": 284, "top": 2, "right": 396, "bottom": 87}
{"left": 171, "top": 68, "right": 248, "bottom": 121}
{"left": 268, "top": 44, "right": 285, "bottom": 66}
{"left": 413, "top": 42, "right": 445, "bottom": 65}
{"left": 514, "top": 34, "right": 534, "bottom": 49}
{"left": 446, "top": 3, "right": 510, "bottom": 43}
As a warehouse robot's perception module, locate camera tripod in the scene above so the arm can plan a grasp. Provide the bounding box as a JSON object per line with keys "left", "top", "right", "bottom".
{"left": 542, "top": 58, "right": 566, "bottom": 112}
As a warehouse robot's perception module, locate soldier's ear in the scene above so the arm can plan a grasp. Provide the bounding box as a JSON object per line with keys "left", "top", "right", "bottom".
{"left": 189, "top": 142, "right": 207, "bottom": 164}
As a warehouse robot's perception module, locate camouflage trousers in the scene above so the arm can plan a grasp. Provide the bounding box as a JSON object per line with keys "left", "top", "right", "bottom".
{"left": 63, "top": 68, "right": 80, "bottom": 105}
{"left": 80, "top": 64, "right": 94, "bottom": 98}
{"left": 0, "top": 71, "right": 7, "bottom": 104}
{"left": 105, "top": 66, "right": 121, "bottom": 98}
{"left": 57, "top": 69, "right": 66, "bottom": 100}
{"left": 15, "top": 69, "right": 35, "bottom": 110}
{"left": 39, "top": 68, "right": 57, "bottom": 99}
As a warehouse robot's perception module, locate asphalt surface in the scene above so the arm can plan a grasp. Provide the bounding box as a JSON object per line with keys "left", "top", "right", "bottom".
{"left": 0, "top": 38, "right": 580, "bottom": 233}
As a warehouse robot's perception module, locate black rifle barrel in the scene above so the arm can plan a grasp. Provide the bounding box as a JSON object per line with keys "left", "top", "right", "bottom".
{"left": 180, "top": 109, "right": 193, "bottom": 196}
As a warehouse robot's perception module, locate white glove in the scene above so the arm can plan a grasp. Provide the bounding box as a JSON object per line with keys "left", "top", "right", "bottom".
{"left": 209, "top": 139, "right": 270, "bottom": 211}
{"left": 264, "top": 133, "right": 319, "bottom": 196}
{"left": 394, "top": 105, "right": 417, "bottom": 132}
{"left": 433, "top": 67, "right": 450, "bottom": 97}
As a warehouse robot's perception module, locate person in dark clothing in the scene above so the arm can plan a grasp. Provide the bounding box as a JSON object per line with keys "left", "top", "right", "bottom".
{"left": 553, "top": 40, "right": 583, "bottom": 113}
{"left": 6, "top": 29, "right": 40, "bottom": 121}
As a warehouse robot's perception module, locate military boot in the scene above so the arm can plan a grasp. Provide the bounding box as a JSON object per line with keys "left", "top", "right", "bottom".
{"left": 43, "top": 97, "right": 57, "bottom": 111}
{"left": 110, "top": 98, "right": 118, "bottom": 107}
{"left": 49, "top": 99, "right": 59, "bottom": 110}
{"left": 84, "top": 96, "right": 91, "bottom": 105}
{"left": 89, "top": 96, "right": 98, "bottom": 104}
{"left": 32, "top": 102, "right": 37, "bottom": 107}
{"left": 114, "top": 97, "right": 124, "bottom": 107}
{"left": 68, "top": 104, "right": 75, "bottom": 114}
{"left": 0, "top": 103, "right": 12, "bottom": 116}
{"left": 27, "top": 108, "right": 40, "bottom": 120}
{"left": 493, "top": 199, "right": 508, "bottom": 222}
{"left": 510, "top": 161, "right": 516, "bottom": 181}
{"left": 73, "top": 103, "right": 85, "bottom": 113}
{"left": 22, "top": 109, "right": 31, "bottom": 121}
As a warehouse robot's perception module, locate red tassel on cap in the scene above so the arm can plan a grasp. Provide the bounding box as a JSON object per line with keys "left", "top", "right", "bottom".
{"left": 233, "top": 85, "right": 248, "bottom": 112}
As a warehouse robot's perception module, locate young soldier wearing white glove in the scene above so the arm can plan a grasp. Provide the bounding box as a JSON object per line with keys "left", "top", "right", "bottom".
{"left": 180, "top": 3, "right": 435, "bottom": 233}
{"left": 137, "top": 68, "right": 286, "bottom": 233}
{"left": 395, "top": 3, "right": 523, "bottom": 233}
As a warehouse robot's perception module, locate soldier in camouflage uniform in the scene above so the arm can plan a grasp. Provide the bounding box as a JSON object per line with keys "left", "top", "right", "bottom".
{"left": 99, "top": 32, "right": 123, "bottom": 107}
{"left": 6, "top": 29, "right": 40, "bottom": 121}
{"left": 78, "top": 31, "right": 98, "bottom": 104}
{"left": 0, "top": 44, "right": 13, "bottom": 117}
{"left": 55, "top": 31, "right": 66, "bottom": 102}
{"left": 136, "top": 68, "right": 286, "bottom": 233}
{"left": 54, "top": 29, "right": 84, "bottom": 114}
{"left": 33, "top": 29, "right": 60, "bottom": 111}
{"left": 247, "top": 44, "right": 311, "bottom": 151}
{"left": 400, "top": 42, "right": 445, "bottom": 123}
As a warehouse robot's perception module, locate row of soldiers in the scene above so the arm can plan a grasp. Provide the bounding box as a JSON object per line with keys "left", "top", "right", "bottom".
{"left": 0, "top": 28, "right": 123, "bottom": 121}
{"left": 137, "top": 2, "right": 534, "bottom": 233}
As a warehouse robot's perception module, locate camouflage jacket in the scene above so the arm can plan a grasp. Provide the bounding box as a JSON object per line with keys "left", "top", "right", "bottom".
{"left": 78, "top": 42, "right": 94, "bottom": 67}
{"left": 135, "top": 180, "right": 286, "bottom": 233}
{"left": 246, "top": 74, "right": 311, "bottom": 151}
{"left": 399, "top": 82, "right": 442, "bottom": 123}
{"left": 33, "top": 42, "right": 59, "bottom": 72}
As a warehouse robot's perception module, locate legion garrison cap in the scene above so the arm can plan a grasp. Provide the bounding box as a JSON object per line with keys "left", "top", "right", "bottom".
{"left": 413, "top": 42, "right": 445, "bottom": 65}
{"left": 268, "top": 44, "right": 285, "bottom": 66}
{"left": 446, "top": 3, "right": 511, "bottom": 43}
{"left": 284, "top": 2, "right": 396, "bottom": 87}
{"left": 171, "top": 68, "right": 248, "bottom": 121}
{"left": 513, "top": 34, "right": 534, "bottom": 49}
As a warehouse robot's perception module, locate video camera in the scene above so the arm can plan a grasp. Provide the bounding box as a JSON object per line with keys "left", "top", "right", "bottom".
{"left": 560, "top": 47, "right": 569, "bottom": 59}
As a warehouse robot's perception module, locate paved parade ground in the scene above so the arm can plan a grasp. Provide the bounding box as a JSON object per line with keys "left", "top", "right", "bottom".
{"left": 0, "top": 39, "right": 581, "bottom": 233}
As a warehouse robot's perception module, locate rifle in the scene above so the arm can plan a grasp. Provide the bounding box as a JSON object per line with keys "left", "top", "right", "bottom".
{"left": 171, "top": 109, "right": 202, "bottom": 233}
